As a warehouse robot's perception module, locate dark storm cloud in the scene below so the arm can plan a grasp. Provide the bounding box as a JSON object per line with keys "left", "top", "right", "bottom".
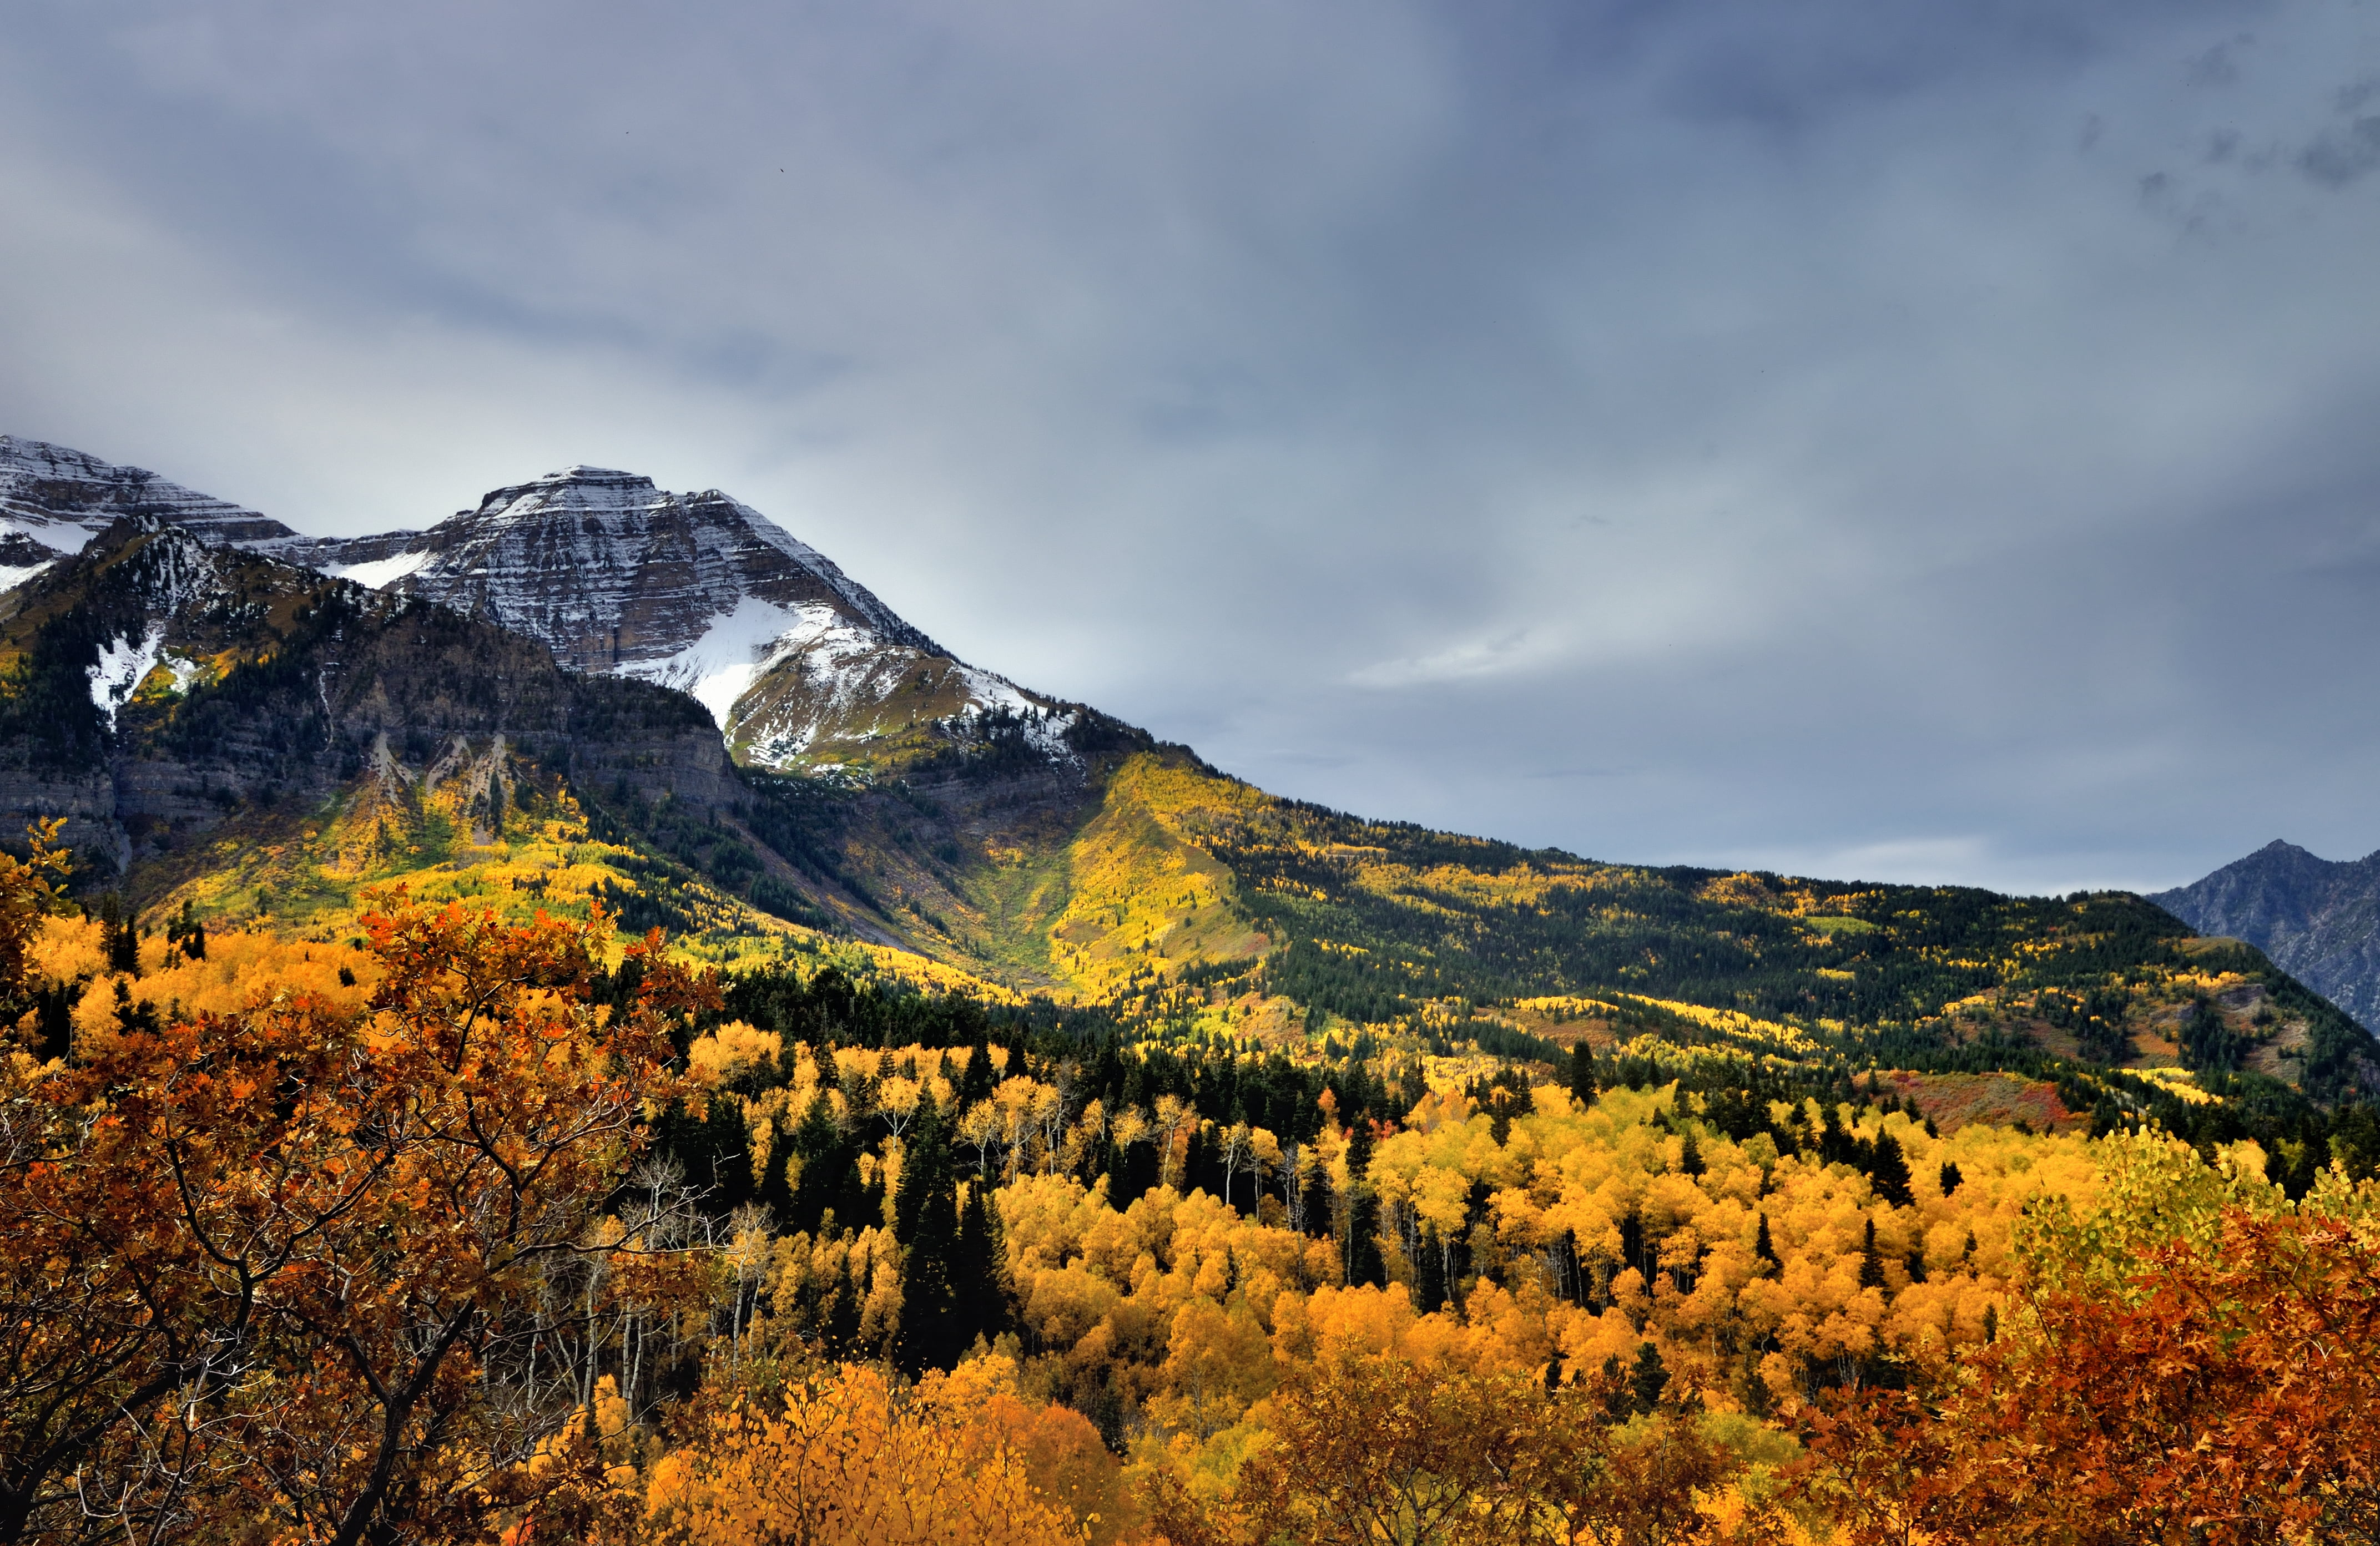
{"left": 3, "top": 0, "right": 2378, "bottom": 895}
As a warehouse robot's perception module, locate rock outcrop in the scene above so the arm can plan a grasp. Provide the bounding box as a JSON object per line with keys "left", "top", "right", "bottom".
{"left": 0, "top": 519, "right": 732, "bottom": 876}
{"left": 0, "top": 435, "right": 303, "bottom": 589}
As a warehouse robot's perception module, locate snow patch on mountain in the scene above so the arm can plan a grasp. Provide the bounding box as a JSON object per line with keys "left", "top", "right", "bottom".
{"left": 160, "top": 653, "right": 209, "bottom": 696}
{"left": 1025, "top": 708, "right": 1082, "bottom": 760}
{"left": 621, "top": 595, "right": 811, "bottom": 731}
{"left": 331, "top": 550, "right": 433, "bottom": 590}
{"left": 955, "top": 665, "right": 1041, "bottom": 720}
{"left": 89, "top": 625, "right": 165, "bottom": 727}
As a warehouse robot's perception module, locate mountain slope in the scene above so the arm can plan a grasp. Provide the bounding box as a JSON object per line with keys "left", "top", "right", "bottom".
{"left": 796, "top": 749, "right": 2379, "bottom": 1100}
{"left": 4, "top": 434, "right": 2374, "bottom": 1119}
{"left": 0, "top": 516, "right": 728, "bottom": 887}
{"left": 2152, "top": 840, "right": 2380, "bottom": 1032}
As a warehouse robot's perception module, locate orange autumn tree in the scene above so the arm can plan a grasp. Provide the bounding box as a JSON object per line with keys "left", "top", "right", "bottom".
{"left": 1790, "top": 1206, "right": 2380, "bottom": 1544}
{"left": 0, "top": 895, "right": 709, "bottom": 1546}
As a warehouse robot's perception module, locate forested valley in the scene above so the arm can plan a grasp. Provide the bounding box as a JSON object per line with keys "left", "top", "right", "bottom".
{"left": 6, "top": 811, "right": 2378, "bottom": 1546}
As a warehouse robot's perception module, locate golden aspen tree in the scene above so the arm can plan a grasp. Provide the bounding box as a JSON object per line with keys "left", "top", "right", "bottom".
{"left": 643, "top": 1363, "right": 1083, "bottom": 1546}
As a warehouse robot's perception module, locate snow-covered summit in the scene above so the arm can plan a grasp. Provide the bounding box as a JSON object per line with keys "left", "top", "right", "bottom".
{"left": 0, "top": 439, "right": 1072, "bottom": 778}
{"left": 281, "top": 463, "right": 1061, "bottom": 771}
{"left": 0, "top": 435, "right": 301, "bottom": 589}
{"left": 364, "top": 464, "right": 945, "bottom": 670}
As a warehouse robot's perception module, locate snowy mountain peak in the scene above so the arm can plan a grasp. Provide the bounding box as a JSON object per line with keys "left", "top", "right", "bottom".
{"left": 0, "top": 436, "right": 1072, "bottom": 780}
{"left": 0, "top": 435, "right": 300, "bottom": 590}
{"left": 341, "top": 465, "right": 947, "bottom": 679}
{"left": 473, "top": 465, "right": 662, "bottom": 522}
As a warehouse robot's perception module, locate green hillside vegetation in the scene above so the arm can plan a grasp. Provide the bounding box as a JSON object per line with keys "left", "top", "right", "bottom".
{"left": 8, "top": 526, "right": 2372, "bottom": 1185}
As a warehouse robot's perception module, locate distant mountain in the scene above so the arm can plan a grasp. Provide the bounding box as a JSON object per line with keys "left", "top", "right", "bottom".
{"left": 2152, "top": 840, "right": 2380, "bottom": 1031}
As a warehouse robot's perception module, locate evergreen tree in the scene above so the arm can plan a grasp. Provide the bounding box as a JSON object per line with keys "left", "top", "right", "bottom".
{"left": 1110, "top": 1131, "right": 1161, "bottom": 1201}
{"left": 1569, "top": 1044, "right": 1598, "bottom": 1106}
{"left": 1184, "top": 1122, "right": 1223, "bottom": 1199}
{"left": 98, "top": 895, "right": 139, "bottom": 977}
{"left": 1341, "top": 1120, "right": 1385, "bottom": 1287}
{"left": 1858, "top": 1217, "right": 1887, "bottom": 1291}
{"left": 1629, "top": 1342, "right": 1670, "bottom": 1415}
{"left": 1755, "top": 1212, "right": 1780, "bottom": 1271}
{"left": 1818, "top": 1104, "right": 1852, "bottom": 1164}
{"left": 1415, "top": 1225, "right": 1448, "bottom": 1314}
{"left": 677, "top": 1097, "right": 757, "bottom": 1215}
{"left": 823, "top": 1272, "right": 861, "bottom": 1355}
{"left": 109, "top": 977, "right": 159, "bottom": 1037}
{"left": 1600, "top": 1355, "right": 1632, "bottom": 1420}
{"left": 894, "top": 1095, "right": 962, "bottom": 1372}
{"left": 1870, "top": 1129, "right": 1914, "bottom": 1208}
{"left": 1678, "top": 1129, "right": 1706, "bottom": 1178}
{"left": 1301, "top": 1152, "right": 1335, "bottom": 1240}
{"left": 784, "top": 1092, "right": 869, "bottom": 1236}
{"left": 164, "top": 900, "right": 206, "bottom": 962}
{"left": 1939, "top": 1159, "right": 1964, "bottom": 1198}
{"left": 892, "top": 1093, "right": 946, "bottom": 1244}
{"left": 953, "top": 1181, "right": 1009, "bottom": 1350}
{"left": 27, "top": 979, "right": 76, "bottom": 1064}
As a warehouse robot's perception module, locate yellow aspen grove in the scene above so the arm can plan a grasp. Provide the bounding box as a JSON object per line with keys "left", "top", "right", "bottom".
{"left": 642, "top": 1364, "right": 1085, "bottom": 1546}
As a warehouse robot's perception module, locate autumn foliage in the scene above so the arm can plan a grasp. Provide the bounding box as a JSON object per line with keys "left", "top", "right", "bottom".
{"left": 1, "top": 890, "right": 707, "bottom": 1544}
{"left": 1790, "top": 1206, "right": 2380, "bottom": 1544}
{"left": 644, "top": 1361, "right": 1087, "bottom": 1546}
{"left": 6, "top": 827, "right": 2380, "bottom": 1545}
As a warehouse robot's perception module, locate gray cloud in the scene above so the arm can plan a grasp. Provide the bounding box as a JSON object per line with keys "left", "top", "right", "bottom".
{"left": 3, "top": 0, "right": 2378, "bottom": 895}
{"left": 2301, "top": 115, "right": 2380, "bottom": 185}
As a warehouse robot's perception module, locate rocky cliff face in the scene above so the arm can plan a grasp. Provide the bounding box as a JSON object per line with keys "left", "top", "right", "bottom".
{"left": 0, "top": 519, "right": 732, "bottom": 877}
{"left": 307, "top": 466, "right": 937, "bottom": 664}
{"left": 2152, "top": 840, "right": 2380, "bottom": 1030}
{"left": 2, "top": 441, "right": 1087, "bottom": 784}
{"left": 273, "top": 464, "right": 1075, "bottom": 778}
{"left": 0, "top": 435, "right": 303, "bottom": 590}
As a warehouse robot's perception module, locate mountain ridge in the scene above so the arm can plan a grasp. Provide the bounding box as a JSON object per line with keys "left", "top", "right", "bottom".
{"left": 4, "top": 432, "right": 2377, "bottom": 1124}
{"left": 0, "top": 435, "right": 303, "bottom": 588}
{"left": 2152, "top": 839, "right": 2380, "bottom": 1032}
{"left": 3, "top": 437, "right": 1076, "bottom": 782}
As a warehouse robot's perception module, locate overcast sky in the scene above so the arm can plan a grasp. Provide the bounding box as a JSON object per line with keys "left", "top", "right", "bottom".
{"left": 4, "top": 1, "right": 2378, "bottom": 896}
